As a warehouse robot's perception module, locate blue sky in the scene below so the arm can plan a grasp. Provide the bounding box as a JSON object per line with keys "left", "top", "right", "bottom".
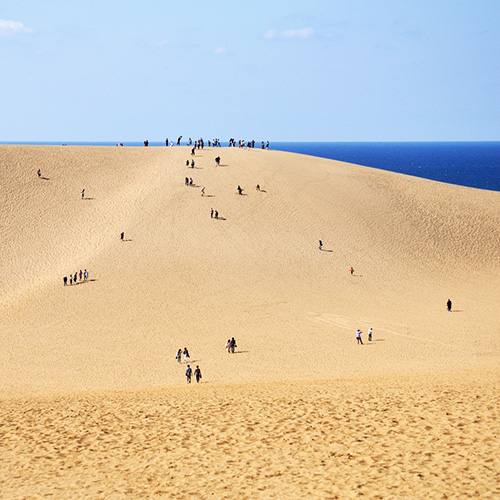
{"left": 1, "top": 1, "right": 499, "bottom": 142}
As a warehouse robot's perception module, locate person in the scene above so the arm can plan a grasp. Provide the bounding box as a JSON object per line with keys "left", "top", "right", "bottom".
{"left": 191, "top": 160, "right": 195, "bottom": 168}
{"left": 189, "top": 178, "right": 193, "bottom": 186}
{"left": 186, "top": 364, "right": 192, "bottom": 383}
{"left": 79, "top": 270, "right": 83, "bottom": 281}
{"left": 200, "top": 187, "right": 205, "bottom": 196}
{"left": 350, "top": 267, "right": 354, "bottom": 275}
{"left": 319, "top": 240, "right": 323, "bottom": 251}
{"left": 230, "top": 337, "right": 237, "bottom": 353}
{"left": 69, "top": 275, "right": 73, "bottom": 286}
{"left": 176, "top": 349, "right": 182, "bottom": 363}
{"left": 214, "top": 210, "right": 218, "bottom": 219}
{"left": 447, "top": 299, "right": 452, "bottom": 312}
{"left": 226, "top": 339, "right": 231, "bottom": 353}
{"left": 183, "top": 347, "right": 190, "bottom": 361}
{"left": 186, "top": 160, "right": 189, "bottom": 167}
{"left": 166, "top": 138, "right": 169, "bottom": 146}
{"left": 237, "top": 185, "right": 242, "bottom": 195}
{"left": 63, "top": 276, "right": 67, "bottom": 286}
{"left": 37, "top": 169, "right": 41, "bottom": 178}
{"left": 194, "top": 365, "right": 202, "bottom": 383}
{"left": 185, "top": 177, "right": 189, "bottom": 185}
{"left": 256, "top": 184, "right": 260, "bottom": 191}
{"left": 368, "top": 327, "right": 373, "bottom": 342}
{"left": 356, "top": 329, "right": 363, "bottom": 345}
{"left": 84, "top": 269, "right": 88, "bottom": 281}
{"left": 120, "top": 232, "right": 124, "bottom": 241}
{"left": 74, "top": 272, "right": 78, "bottom": 283}
{"left": 210, "top": 208, "right": 214, "bottom": 218}
{"left": 215, "top": 156, "right": 220, "bottom": 166}
{"left": 81, "top": 189, "right": 85, "bottom": 199}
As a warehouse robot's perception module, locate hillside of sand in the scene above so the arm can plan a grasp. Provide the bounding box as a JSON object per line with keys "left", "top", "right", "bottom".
{"left": 0, "top": 145, "right": 499, "bottom": 498}
{"left": 1, "top": 145, "right": 499, "bottom": 395}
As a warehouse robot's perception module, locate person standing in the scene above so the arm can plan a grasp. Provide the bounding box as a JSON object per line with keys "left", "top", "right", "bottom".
{"left": 319, "top": 240, "right": 323, "bottom": 251}
{"left": 79, "top": 270, "right": 83, "bottom": 281}
{"left": 185, "top": 364, "right": 192, "bottom": 383}
{"left": 350, "top": 267, "right": 354, "bottom": 275}
{"left": 356, "top": 329, "right": 363, "bottom": 345}
{"left": 63, "top": 276, "right": 67, "bottom": 286}
{"left": 81, "top": 189, "right": 85, "bottom": 199}
{"left": 226, "top": 339, "right": 231, "bottom": 353}
{"left": 37, "top": 169, "right": 41, "bottom": 178}
{"left": 183, "top": 347, "right": 190, "bottom": 361}
{"left": 214, "top": 210, "right": 218, "bottom": 219}
{"left": 230, "top": 337, "right": 237, "bottom": 353}
{"left": 84, "top": 269, "right": 88, "bottom": 281}
{"left": 447, "top": 299, "right": 452, "bottom": 312}
{"left": 120, "top": 232, "right": 124, "bottom": 241}
{"left": 368, "top": 327, "right": 373, "bottom": 342}
{"left": 194, "top": 365, "right": 202, "bottom": 383}
{"left": 176, "top": 349, "right": 182, "bottom": 363}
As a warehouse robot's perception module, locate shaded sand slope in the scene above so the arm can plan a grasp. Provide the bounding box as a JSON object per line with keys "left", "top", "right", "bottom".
{"left": 0, "top": 145, "right": 499, "bottom": 395}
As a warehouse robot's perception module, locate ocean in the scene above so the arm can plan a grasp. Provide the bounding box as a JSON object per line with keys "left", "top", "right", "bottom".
{"left": 2, "top": 141, "right": 499, "bottom": 192}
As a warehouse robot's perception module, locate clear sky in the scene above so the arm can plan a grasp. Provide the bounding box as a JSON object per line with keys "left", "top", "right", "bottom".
{"left": 1, "top": 1, "right": 499, "bottom": 142}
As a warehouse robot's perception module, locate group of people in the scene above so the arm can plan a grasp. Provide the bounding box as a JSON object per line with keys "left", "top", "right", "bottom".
{"left": 210, "top": 208, "right": 220, "bottom": 219}
{"left": 356, "top": 328, "right": 373, "bottom": 345}
{"left": 175, "top": 347, "right": 190, "bottom": 363}
{"left": 63, "top": 269, "right": 89, "bottom": 286}
{"left": 226, "top": 337, "right": 237, "bottom": 353}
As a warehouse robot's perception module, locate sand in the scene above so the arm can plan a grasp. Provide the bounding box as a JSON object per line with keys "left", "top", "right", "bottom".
{"left": 0, "top": 144, "right": 499, "bottom": 498}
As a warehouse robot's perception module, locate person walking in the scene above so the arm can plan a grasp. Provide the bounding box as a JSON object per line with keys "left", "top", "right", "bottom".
{"left": 120, "top": 232, "right": 124, "bottom": 241}
{"left": 84, "top": 269, "right": 88, "bottom": 281}
{"left": 319, "top": 240, "right": 323, "bottom": 251}
{"left": 81, "top": 189, "right": 85, "bottom": 199}
{"left": 210, "top": 208, "right": 214, "bottom": 218}
{"left": 63, "top": 276, "right": 67, "bottom": 286}
{"left": 214, "top": 210, "right": 218, "bottom": 219}
{"left": 176, "top": 349, "right": 182, "bottom": 363}
{"left": 447, "top": 299, "right": 452, "bottom": 312}
{"left": 185, "top": 364, "right": 192, "bottom": 383}
{"left": 368, "top": 327, "right": 373, "bottom": 342}
{"left": 226, "top": 339, "right": 231, "bottom": 353}
{"left": 350, "top": 267, "right": 354, "bottom": 275}
{"left": 79, "top": 270, "right": 83, "bottom": 281}
{"left": 183, "top": 347, "right": 190, "bottom": 361}
{"left": 194, "top": 365, "right": 202, "bottom": 383}
{"left": 37, "top": 169, "right": 41, "bottom": 178}
{"left": 356, "top": 329, "right": 363, "bottom": 345}
{"left": 230, "top": 337, "right": 237, "bottom": 353}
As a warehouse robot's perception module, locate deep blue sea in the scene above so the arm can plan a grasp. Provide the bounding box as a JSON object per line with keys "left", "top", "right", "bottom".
{"left": 2, "top": 141, "right": 499, "bottom": 192}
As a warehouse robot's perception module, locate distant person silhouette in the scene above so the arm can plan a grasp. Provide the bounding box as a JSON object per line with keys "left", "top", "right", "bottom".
{"left": 356, "top": 329, "right": 363, "bottom": 345}
{"left": 319, "top": 240, "right": 323, "bottom": 251}
{"left": 447, "top": 299, "right": 452, "bottom": 312}
{"left": 194, "top": 365, "right": 202, "bottom": 383}
{"left": 120, "top": 232, "right": 124, "bottom": 241}
{"left": 37, "top": 169, "right": 41, "bottom": 178}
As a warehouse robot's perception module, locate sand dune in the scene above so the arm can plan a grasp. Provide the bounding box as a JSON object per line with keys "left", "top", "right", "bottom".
{"left": 0, "top": 144, "right": 499, "bottom": 497}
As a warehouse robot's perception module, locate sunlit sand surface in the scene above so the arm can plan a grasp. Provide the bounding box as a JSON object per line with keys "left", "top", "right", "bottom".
{"left": 1, "top": 145, "right": 499, "bottom": 498}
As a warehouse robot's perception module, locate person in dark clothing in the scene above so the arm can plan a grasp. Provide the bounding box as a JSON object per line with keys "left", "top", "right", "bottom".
{"left": 63, "top": 276, "right": 67, "bottom": 286}
{"left": 447, "top": 299, "right": 452, "bottom": 312}
{"left": 230, "top": 337, "right": 237, "bottom": 353}
{"left": 120, "top": 232, "right": 124, "bottom": 241}
{"left": 194, "top": 365, "right": 202, "bottom": 383}
{"left": 186, "top": 364, "right": 192, "bottom": 383}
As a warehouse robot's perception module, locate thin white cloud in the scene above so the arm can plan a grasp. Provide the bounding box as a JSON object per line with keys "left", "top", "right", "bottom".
{"left": 0, "top": 19, "right": 33, "bottom": 36}
{"left": 213, "top": 47, "right": 227, "bottom": 55}
{"left": 264, "top": 27, "right": 314, "bottom": 40}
